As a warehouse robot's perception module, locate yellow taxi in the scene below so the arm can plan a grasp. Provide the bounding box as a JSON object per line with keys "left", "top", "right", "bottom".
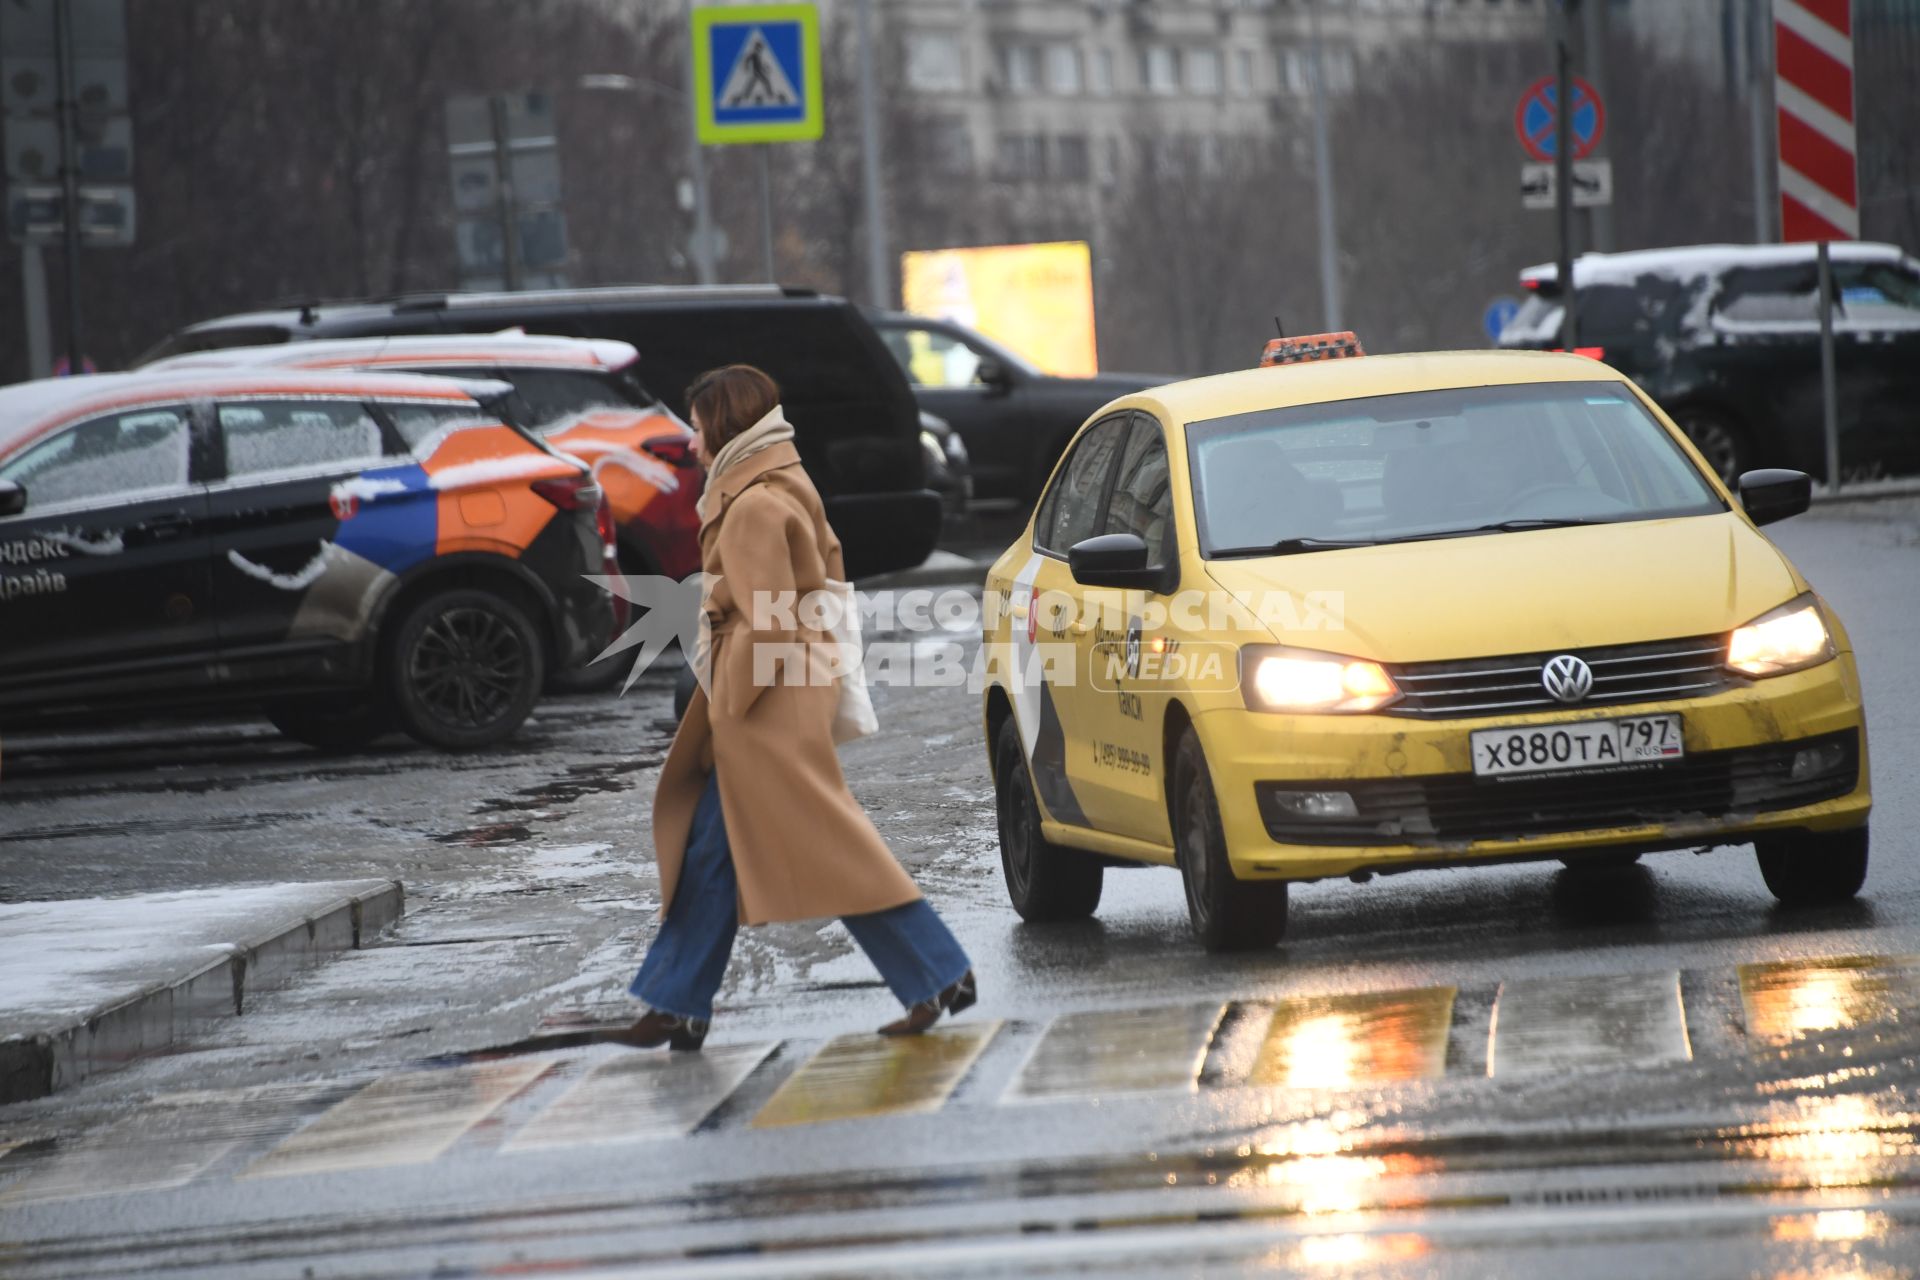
{"left": 978, "top": 335, "right": 1870, "bottom": 950}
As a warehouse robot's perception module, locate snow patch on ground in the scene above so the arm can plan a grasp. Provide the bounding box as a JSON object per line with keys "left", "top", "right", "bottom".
{"left": 0, "top": 881, "right": 392, "bottom": 1028}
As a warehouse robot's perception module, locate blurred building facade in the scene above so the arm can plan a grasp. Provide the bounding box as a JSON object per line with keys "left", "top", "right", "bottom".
{"left": 890, "top": 0, "right": 1544, "bottom": 195}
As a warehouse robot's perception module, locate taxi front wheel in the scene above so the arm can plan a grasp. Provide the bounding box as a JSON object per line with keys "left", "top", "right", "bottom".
{"left": 1756, "top": 826, "right": 1869, "bottom": 907}
{"left": 993, "top": 718, "right": 1103, "bottom": 921}
{"left": 1173, "top": 729, "right": 1288, "bottom": 952}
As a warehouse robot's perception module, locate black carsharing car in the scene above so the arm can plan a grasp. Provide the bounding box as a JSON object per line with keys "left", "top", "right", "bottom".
{"left": 1498, "top": 242, "right": 1920, "bottom": 484}
{"left": 0, "top": 368, "right": 614, "bottom": 750}
{"left": 140, "top": 285, "right": 943, "bottom": 578}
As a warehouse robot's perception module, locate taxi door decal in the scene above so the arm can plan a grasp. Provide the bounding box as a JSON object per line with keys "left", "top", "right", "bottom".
{"left": 1003, "top": 551, "right": 1089, "bottom": 828}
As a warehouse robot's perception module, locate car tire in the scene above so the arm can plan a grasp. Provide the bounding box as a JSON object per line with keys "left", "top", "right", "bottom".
{"left": 1756, "top": 826, "right": 1869, "bottom": 906}
{"left": 265, "top": 699, "right": 393, "bottom": 751}
{"left": 993, "top": 716, "right": 1103, "bottom": 921}
{"left": 388, "top": 586, "right": 545, "bottom": 750}
{"left": 1172, "top": 728, "right": 1288, "bottom": 952}
{"left": 1676, "top": 408, "right": 1748, "bottom": 487}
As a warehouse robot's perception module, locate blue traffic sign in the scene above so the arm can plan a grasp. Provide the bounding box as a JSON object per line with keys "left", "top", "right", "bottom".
{"left": 1514, "top": 76, "right": 1605, "bottom": 162}
{"left": 1483, "top": 296, "right": 1521, "bottom": 343}
{"left": 693, "top": 4, "right": 823, "bottom": 145}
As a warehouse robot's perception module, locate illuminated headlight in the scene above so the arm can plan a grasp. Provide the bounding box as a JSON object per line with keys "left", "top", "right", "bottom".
{"left": 1242, "top": 646, "right": 1400, "bottom": 714}
{"left": 1726, "top": 593, "right": 1834, "bottom": 678}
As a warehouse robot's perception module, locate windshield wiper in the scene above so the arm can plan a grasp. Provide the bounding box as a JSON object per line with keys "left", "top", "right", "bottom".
{"left": 1371, "top": 517, "right": 1611, "bottom": 545}
{"left": 1214, "top": 536, "right": 1378, "bottom": 558}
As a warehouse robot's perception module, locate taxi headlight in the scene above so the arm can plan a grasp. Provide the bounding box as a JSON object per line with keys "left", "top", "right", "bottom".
{"left": 1726, "top": 593, "right": 1834, "bottom": 678}
{"left": 1242, "top": 646, "right": 1400, "bottom": 714}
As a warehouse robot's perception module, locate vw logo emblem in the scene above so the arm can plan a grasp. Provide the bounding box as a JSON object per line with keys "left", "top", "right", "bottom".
{"left": 1541, "top": 654, "right": 1594, "bottom": 703}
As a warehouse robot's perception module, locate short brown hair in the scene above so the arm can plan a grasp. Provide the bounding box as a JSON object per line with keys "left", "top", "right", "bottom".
{"left": 687, "top": 364, "right": 780, "bottom": 455}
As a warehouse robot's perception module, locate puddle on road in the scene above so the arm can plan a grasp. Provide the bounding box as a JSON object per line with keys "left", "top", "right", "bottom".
{"left": 1250, "top": 987, "right": 1456, "bottom": 1089}
{"left": 431, "top": 822, "right": 536, "bottom": 847}
{"left": 473, "top": 756, "right": 662, "bottom": 816}
{"left": 752, "top": 1022, "right": 1000, "bottom": 1129}
{"left": 1739, "top": 954, "right": 1920, "bottom": 1043}
{"left": 1728, "top": 1093, "right": 1920, "bottom": 1191}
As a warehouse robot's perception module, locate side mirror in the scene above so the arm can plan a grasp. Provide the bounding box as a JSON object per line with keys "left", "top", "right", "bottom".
{"left": 0, "top": 480, "right": 24, "bottom": 517}
{"left": 975, "top": 356, "right": 1012, "bottom": 394}
{"left": 1069, "top": 532, "right": 1162, "bottom": 589}
{"left": 1738, "top": 468, "right": 1812, "bottom": 526}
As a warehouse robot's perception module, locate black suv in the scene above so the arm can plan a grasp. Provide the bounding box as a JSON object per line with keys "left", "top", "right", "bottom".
{"left": 1498, "top": 242, "right": 1920, "bottom": 484}
{"left": 141, "top": 286, "right": 942, "bottom": 577}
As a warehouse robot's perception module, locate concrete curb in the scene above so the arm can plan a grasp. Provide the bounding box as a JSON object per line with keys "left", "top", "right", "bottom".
{"left": 0, "top": 880, "right": 404, "bottom": 1105}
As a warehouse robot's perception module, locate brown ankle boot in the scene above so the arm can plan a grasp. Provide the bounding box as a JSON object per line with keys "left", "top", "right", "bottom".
{"left": 940, "top": 970, "right": 977, "bottom": 1016}
{"left": 878, "top": 998, "right": 943, "bottom": 1036}
{"left": 605, "top": 1009, "right": 709, "bottom": 1051}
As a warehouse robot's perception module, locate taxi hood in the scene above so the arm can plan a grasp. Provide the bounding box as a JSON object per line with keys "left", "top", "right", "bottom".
{"left": 1200, "top": 512, "right": 1804, "bottom": 662}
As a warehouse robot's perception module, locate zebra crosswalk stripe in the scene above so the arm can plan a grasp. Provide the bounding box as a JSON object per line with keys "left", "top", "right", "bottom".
{"left": 752, "top": 1022, "right": 999, "bottom": 1129}
{"left": 1005, "top": 1003, "right": 1225, "bottom": 1102}
{"left": 243, "top": 1059, "right": 552, "bottom": 1179}
{"left": 504, "top": 1042, "right": 776, "bottom": 1151}
{"left": 1489, "top": 971, "right": 1691, "bottom": 1077}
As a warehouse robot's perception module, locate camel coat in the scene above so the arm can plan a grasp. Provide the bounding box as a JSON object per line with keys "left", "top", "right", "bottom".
{"left": 650, "top": 441, "right": 922, "bottom": 926}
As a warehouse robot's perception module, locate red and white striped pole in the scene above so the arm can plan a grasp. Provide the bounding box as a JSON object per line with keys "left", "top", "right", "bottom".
{"left": 1774, "top": 0, "right": 1858, "bottom": 242}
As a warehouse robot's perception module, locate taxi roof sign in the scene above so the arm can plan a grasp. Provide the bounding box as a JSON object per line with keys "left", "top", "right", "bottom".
{"left": 1260, "top": 331, "right": 1365, "bottom": 367}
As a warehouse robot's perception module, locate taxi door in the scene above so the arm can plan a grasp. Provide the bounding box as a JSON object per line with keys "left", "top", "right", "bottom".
{"left": 1073, "top": 412, "right": 1179, "bottom": 844}
{"left": 1016, "top": 413, "right": 1131, "bottom": 831}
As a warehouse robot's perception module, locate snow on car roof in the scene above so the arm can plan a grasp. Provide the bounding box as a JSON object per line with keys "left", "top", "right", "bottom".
{"left": 1521, "top": 241, "right": 1911, "bottom": 288}
{"left": 0, "top": 368, "right": 484, "bottom": 456}
{"left": 144, "top": 331, "right": 641, "bottom": 375}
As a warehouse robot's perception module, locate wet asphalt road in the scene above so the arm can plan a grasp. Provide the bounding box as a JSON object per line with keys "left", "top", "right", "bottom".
{"left": 1, "top": 500, "right": 1918, "bottom": 1278}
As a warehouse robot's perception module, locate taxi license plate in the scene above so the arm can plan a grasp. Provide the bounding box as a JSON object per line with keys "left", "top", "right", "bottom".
{"left": 1470, "top": 714, "right": 1683, "bottom": 779}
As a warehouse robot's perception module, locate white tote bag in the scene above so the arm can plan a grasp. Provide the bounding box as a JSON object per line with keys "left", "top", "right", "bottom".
{"left": 822, "top": 578, "right": 878, "bottom": 744}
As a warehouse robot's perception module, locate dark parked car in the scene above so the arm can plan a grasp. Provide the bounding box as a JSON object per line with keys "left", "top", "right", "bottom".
{"left": 865, "top": 310, "right": 1173, "bottom": 502}
{"left": 141, "top": 286, "right": 942, "bottom": 577}
{"left": 0, "top": 368, "right": 614, "bottom": 749}
{"left": 1497, "top": 242, "right": 1920, "bottom": 484}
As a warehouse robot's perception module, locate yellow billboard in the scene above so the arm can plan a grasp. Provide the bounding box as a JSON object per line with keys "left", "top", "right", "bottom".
{"left": 900, "top": 241, "right": 1097, "bottom": 376}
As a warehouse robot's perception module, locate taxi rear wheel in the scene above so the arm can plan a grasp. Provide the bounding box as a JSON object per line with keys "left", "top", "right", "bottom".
{"left": 993, "top": 717, "right": 1103, "bottom": 922}
{"left": 1756, "top": 826, "right": 1869, "bottom": 906}
{"left": 389, "top": 587, "right": 545, "bottom": 750}
{"left": 1172, "top": 729, "right": 1288, "bottom": 952}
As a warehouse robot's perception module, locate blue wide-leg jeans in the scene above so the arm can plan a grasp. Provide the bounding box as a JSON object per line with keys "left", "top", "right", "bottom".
{"left": 632, "top": 771, "right": 971, "bottom": 1021}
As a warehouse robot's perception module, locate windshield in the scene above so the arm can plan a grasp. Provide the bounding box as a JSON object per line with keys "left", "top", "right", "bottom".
{"left": 1187, "top": 380, "right": 1725, "bottom": 558}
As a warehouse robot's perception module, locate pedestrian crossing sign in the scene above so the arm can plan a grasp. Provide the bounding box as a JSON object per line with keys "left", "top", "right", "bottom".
{"left": 692, "top": 4, "right": 823, "bottom": 145}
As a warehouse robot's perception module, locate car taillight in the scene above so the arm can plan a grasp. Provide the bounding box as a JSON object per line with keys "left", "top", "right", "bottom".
{"left": 641, "top": 434, "right": 699, "bottom": 467}
{"left": 531, "top": 472, "right": 599, "bottom": 511}
{"left": 594, "top": 495, "right": 618, "bottom": 552}
{"left": 1551, "top": 346, "right": 1607, "bottom": 361}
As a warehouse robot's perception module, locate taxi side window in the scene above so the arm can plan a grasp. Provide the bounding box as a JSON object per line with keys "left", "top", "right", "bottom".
{"left": 1035, "top": 415, "right": 1128, "bottom": 555}
{"left": 0, "top": 406, "right": 191, "bottom": 512}
{"left": 218, "top": 400, "right": 384, "bottom": 479}
{"left": 1104, "top": 415, "right": 1172, "bottom": 565}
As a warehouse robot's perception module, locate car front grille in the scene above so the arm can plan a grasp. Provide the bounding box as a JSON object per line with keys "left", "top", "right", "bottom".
{"left": 1384, "top": 634, "right": 1736, "bottom": 719}
{"left": 1255, "top": 729, "right": 1859, "bottom": 847}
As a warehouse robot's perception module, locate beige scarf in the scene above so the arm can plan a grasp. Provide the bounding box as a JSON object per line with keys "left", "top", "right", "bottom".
{"left": 693, "top": 405, "right": 796, "bottom": 690}
{"left": 696, "top": 405, "right": 795, "bottom": 528}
